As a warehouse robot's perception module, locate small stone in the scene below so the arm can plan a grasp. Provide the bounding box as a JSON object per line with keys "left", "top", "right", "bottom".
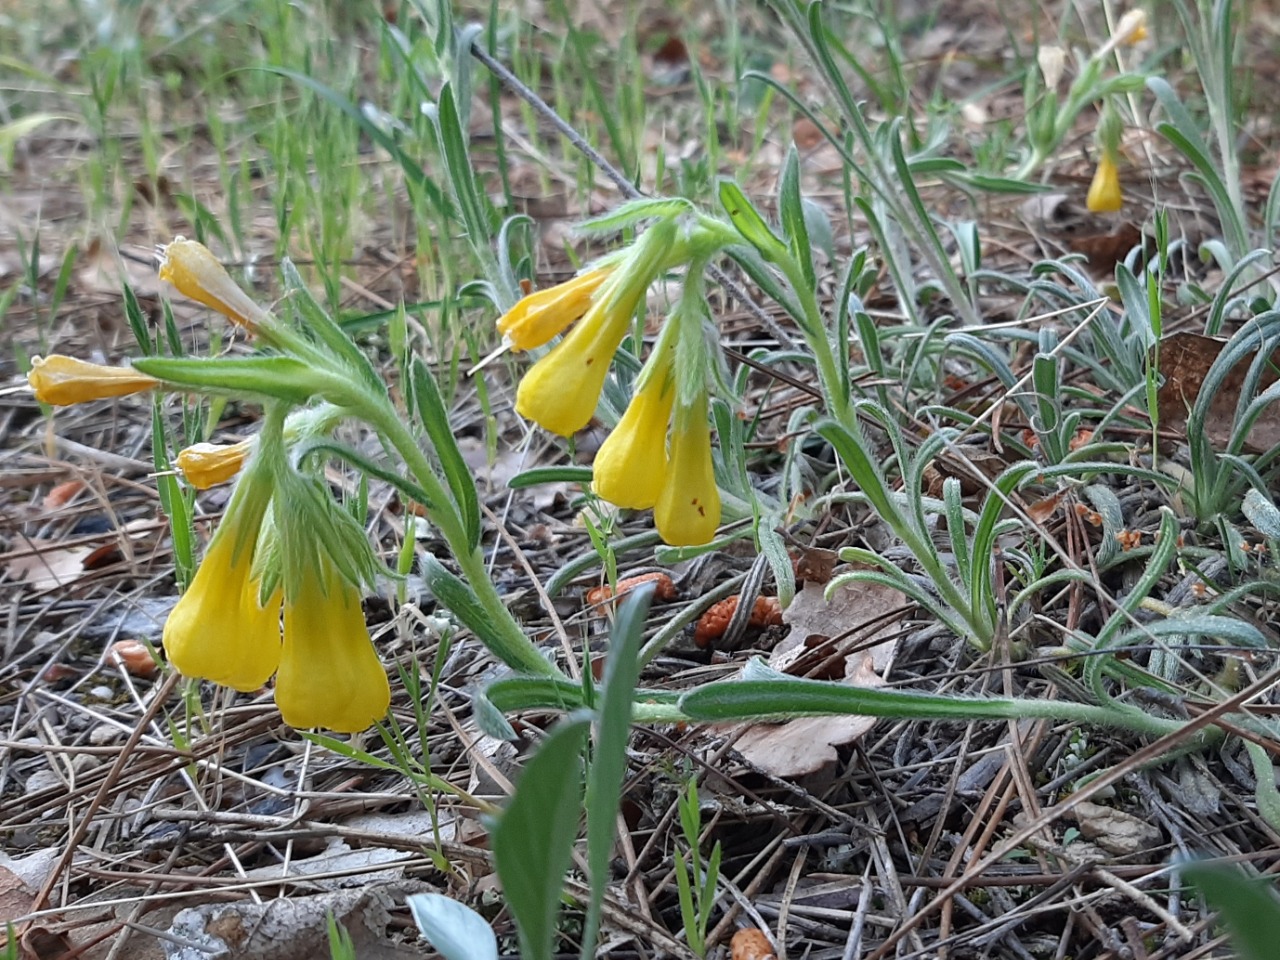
{"left": 25, "top": 769, "right": 63, "bottom": 795}
{"left": 89, "top": 724, "right": 122, "bottom": 746}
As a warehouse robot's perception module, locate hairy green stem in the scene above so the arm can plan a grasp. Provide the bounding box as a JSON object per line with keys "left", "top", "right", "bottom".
{"left": 371, "top": 407, "right": 564, "bottom": 679}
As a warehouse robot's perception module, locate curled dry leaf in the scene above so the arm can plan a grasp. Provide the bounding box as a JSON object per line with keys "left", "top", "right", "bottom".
{"left": 730, "top": 928, "right": 777, "bottom": 960}
{"left": 1067, "top": 800, "right": 1163, "bottom": 860}
{"left": 721, "top": 580, "right": 905, "bottom": 779}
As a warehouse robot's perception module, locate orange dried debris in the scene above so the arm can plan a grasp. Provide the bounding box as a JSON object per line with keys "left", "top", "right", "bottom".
{"left": 585, "top": 572, "right": 677, "bottom": 609}
{"left": 108, "top": 640, "right": 159, "bottom": 678}
{"left": 730, "top": 928, "right": 777, "bottom": 960}
{"left": 693, "top": 595, "right": 784, "bottom": 648}
{"left": 1069, "top": 428, "right": 1095, "bottom": 452}
{"left": 1074, "top": 503, "right": 1103, "bottom": 527}
{"left": 1116, "top": 529, "right": 1142, "bottom": 551}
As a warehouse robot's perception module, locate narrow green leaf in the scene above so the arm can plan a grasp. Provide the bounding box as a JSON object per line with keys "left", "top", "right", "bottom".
{"left": 580, "top": 588, "right": 650, "bottom": 959}
{"left": 493, "top": 717, "right": 589, "bottom": 960}
{"left": 1182, "top": 861, "right": 1280, "bottom": 960}
{"left": 420, "top": 554, "right": 556, "bottom": 677}
{"left": 484, "top": 676, "right": 587, "bottom": 713}
{"left": 509, "top": 466, "right": 595, "bottom": 489}
{"left": 300, "top": 440, "right": 439, "bottom": 514}
{"left": 410, "top": 357, "right": 481, "bottom": 550}
{"left": 778, "top": 144, "right": 814, "bottom": 288}
{"left": 718, "top": 180, "right": 787, "bottom": 262}
{"left": 133, "top": 355, "right": 332, "bottom": 405}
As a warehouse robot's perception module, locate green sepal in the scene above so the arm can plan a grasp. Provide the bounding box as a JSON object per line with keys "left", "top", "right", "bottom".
{"left": 281, "top": 258, "right": 386, "bottom": 396}
{"left": 299, "top": 440, "right": 440, "bottom": 515}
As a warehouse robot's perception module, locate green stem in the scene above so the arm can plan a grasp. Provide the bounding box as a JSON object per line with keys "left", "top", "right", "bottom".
{"left": 371, "top": 407, "right": 564, "bottom": 679}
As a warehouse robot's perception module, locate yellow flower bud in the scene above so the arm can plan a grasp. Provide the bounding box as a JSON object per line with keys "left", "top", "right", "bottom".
{"left": 497, "top": 268, "right": 612, "bottom": 351}
{"left": 163, "top": 515, "right": 282, "bottom": 692}
{"left": 593, "top": 347, "right": 675, "bottom": 509}
{"left": 275, "top": 556, "right": 390, "bottom": 732}
{"left": 1086, "top": 152, "right": 1124, "bottom": 213}
{"left": 654, "top": 401, "right": 720, "bottom": 546}
{"left": 157, "top": 237, "right": 269, "bottom": 332}
{"left": 176, "top": 439, "right": 254, "bottom": 489}
{"left": 26, "top": 354, "right": 158, "bottom": 406}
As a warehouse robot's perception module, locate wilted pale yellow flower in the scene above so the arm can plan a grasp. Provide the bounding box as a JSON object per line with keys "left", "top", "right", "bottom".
{"left": 163, "top": 511, "right": 282, "bottom": 692}
{"left": 515, "top": 286, "right": 645, "bottom": 437}
{"left": 157, "top": 237, "right": 269, "bottom": 331}
{"left": 176, "top": 439, "right": 254, "bottom": 489}
{"left": 1037, "top": 45, "right": 1066, "bottom": 89}
{"left": 1115, "top": 9, "right": 1148, "bottom": 46}
{"left": 592, "top": 346, "right": 675, "bottom": 509}
{"left": 1086, "top": 152, "right": 1123, "bottom": 212}
{"left": 497, "top": 268, "right": 612, "bottom": 351}
{"left": 654, "top": 400, "right": 720, "bottom": 546}
{"left": 274, "top": 556, "right": 390, "bottom": 732}
{"left": 27, "top": 355, "right": 158, "bottom": 406}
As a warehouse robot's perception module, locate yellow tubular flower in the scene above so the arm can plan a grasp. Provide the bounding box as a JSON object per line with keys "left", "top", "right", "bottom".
{"left": 497, "top": 268, "right": 611, "bottom": 351}
{"left": 177, "top": 439, "right": 254, "bottom": 489}
{"left": 654, "top": 401, "right": 721, "bottom": 546}
{"left": 592, "top": 348, "right": 675, "bottom": 509}
{"left": 157, "top": 237, "right": 269, "bottom": 332}
{"left": 163, "top": 521, "right": 282, "bottom": 692}
{"left": 515, "top": 291, "right": 641, "bottom": 437}
{"left": 1086, "top": 152, "right": 1123, "bottom": 213}
{"left": 27, "top": 355, "right": 158, "bottom": 406}
{"left": 275, "top": 558, "right": 390, "bottom": 732}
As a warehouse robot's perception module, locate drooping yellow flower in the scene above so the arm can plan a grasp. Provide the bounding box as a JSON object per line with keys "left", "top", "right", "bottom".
{"left": 1086, "top": 152, "right": 1123, "bottom": 213}
{"left": 515, "top": 287, "right": 644, "bottom": 437}
{"left": 654, "top": 400, "right": 720, "bottom": 546}
{"left": 275, "top": 555, "right": 390, "bottom": 732}
{"left": 27, "top": 355, "right": 158, "bottom": 406}
{"left": 157, "top": 237, "right": 269, "bottom": 332}
{"left": 177, "top": 439, "right": 254, "bottom": 489}
{"left": 593, "top": 346, "right": 674, "bottom": 509}
{"left": 163, "top": 511, "right": 282, "bottom": 692}
{"left": 498, "top": 268, "right": 612, "bottom": 351}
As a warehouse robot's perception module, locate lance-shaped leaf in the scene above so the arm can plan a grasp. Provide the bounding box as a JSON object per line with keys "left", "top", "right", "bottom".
{"left": 133, "top": 355, "right": 348, "bottom": 406}
{"left": 408, "top": 357, "right": 481, "bottom": 550}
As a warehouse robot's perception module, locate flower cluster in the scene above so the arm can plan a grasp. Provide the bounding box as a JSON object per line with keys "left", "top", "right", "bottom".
{"left": 28, "top": 240, "right": 390, "bottom": 732}
{"left": 497, "top": 215, "right": 724, "bottom": 546}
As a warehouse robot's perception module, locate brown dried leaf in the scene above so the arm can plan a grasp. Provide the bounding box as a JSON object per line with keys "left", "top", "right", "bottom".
{"left": 3, "top": 539, "right": 94, "bottom": 590}
{"left": 724, "top": 581, "right": 904, "bottom": 778}
{"left": 1067, "top": 223, "right": 1144, "bottom": 272}
{"left": 1156, "top": 332, "right": 1280, "bottom": 453}
{"left": 1067, "top": 800, "right": 1163, "bottom": 859}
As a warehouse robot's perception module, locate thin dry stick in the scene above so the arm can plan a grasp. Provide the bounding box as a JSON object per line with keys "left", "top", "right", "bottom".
{"left": 28, "top": 670, "right": 181, "bottom": 919}
{"left": 865, "top": 660, "right": 1280, "bottom": 960}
